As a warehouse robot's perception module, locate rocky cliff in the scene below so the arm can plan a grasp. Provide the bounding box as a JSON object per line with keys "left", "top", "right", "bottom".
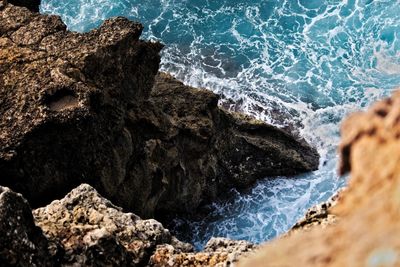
{"left": 0, "top": 0, "right": 318, "bottom": 219}
{"left": 239, "top": 91, "right": 400, "bottom": 267}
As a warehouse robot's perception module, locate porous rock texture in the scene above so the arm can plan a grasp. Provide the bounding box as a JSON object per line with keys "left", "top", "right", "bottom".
{"left": 239, "top": 91, "right": 400, "bottom": 267}
{"left": 289, "top": 189, "right": 342, "bottom": 234}
{"left": 0, "top": 183, "right": 256, "bottom": 266}
{"left": 150, "top": 237, "right": 257, "bottom": 267}
{"left": 33, "top": 183, "right": 194, "bottom": 266}
{"left": 0, "top": 0, "right": 319, "bottom": 219}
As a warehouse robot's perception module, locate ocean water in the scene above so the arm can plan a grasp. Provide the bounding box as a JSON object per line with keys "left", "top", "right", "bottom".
{"left": 41, "top": 0, "right": 400, "bottom": 249}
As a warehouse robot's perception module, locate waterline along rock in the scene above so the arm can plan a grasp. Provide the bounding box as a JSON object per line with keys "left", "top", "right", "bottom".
{"left": 288, "top": 189, "right": 342, "bottom": 234}
{"left": 0, "top": 1, "right": 319, "bottom": 219}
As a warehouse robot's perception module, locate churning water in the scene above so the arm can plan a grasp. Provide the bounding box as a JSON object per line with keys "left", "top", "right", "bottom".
{"left": 41, "top": 0, "right": 400, "bottom": 249}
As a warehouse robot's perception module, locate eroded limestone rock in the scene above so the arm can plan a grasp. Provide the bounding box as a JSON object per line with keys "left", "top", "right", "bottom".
{"left": 150, "top": 237, "right": 257, "bottom": 267}
{"left": 33, "top": 184, "right": 193, "bottom": 266}
{"left": 0, "top": 183, "right": 258, "bottom": 266}
{"left": 289, "top": 189, "right": 343, "bottom": 234}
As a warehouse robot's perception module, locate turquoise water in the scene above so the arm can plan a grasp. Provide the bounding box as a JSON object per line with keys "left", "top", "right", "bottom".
{"left": 41, "top": 0, "right": 400, "bottom": 249}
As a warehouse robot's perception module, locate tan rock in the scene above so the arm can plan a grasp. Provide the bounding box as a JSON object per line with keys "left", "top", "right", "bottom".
{"left": 33, "top": 183, "right": 194, "bottom": 266}
{"left": 150, "top": 237, "right": 257, "bottom": 267}
{"left": 288, "top": 189, "right": 343, "bottom": 234}
{"left": 240, "top": 91, "right": 400, "bottom": 267}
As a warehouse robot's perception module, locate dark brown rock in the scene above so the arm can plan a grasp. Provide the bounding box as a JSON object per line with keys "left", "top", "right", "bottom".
{"left": 0, "top": 3, "right": 318, "bottom": 220}
{"left": 0, "top": 186, "right": 57, "bottom": 266}
{"left": 0, "top": 3, "right": 162, "bottom": 212}
{"left": 7, "top": 0, "right": 40, "bottom": 12}
{"left": 128, "top": 73, "right": 319, "bottom": 217}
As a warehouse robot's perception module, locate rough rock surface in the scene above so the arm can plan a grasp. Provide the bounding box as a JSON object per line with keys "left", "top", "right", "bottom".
{"left": 0, "top": 0, "right": 319, "bottom": 219}
{"left": 151, "top": 238, "right": 257, "bottom": 267}
{"left": 0, "top": 183, "right": 255, "bottom": 266}
{"left": 133, "top": 72, "right": 319, "bottom": 217}
{"left": 240, "top": 91, "right": 400, "bottom": 267}
{"left": 289, "top": 189, "right": 342, "bottom": 234}
{"left": 33, "top": 184, "right": 193, "bottom": 266}
{"left": 0, "top": 0, "right": 162, "bottom": 214}
{"left": 0, "top": 185, "right": 56, "bottom": 266}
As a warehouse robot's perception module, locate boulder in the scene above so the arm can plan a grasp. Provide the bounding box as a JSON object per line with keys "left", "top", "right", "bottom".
{"left": 33, "top": 183, "right": 193, "bottom": 266}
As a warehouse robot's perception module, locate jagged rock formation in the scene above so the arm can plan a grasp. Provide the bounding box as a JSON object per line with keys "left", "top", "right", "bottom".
{"left": 151, "top": 237, "right": 257, "bottom": 266}
{"left": 289, "top": 189, "right": 342, "bottom": 234}
{"left": 0, "top": 0, "right": 162, "bottom": 215}
{"left": 0, "top": 183, "right": 256, "bottom": 266}
{"left": 0, "top": 0, "right": 319, "bottom": 219}
{"left": 239, "top": 91, "right": 400, "bottom": 267}
{"left": 133, "top": 72, "right": 319, "bottom": 217}
{"left": 33, "top": 184, "right": 194, "bottom": 266}
{"left": 0, "top": 186, "right": 56, "bottom": 267}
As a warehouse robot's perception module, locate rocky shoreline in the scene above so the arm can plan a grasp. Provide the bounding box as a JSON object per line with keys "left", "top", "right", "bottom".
{"left": 0, "top": 0, "right": 321, "bottom": 266}
{"left": 5, "top": 0, "right": 399, "bottom": 266}
{"left": 1, "top": 0, "right": 399, "bottom": 266}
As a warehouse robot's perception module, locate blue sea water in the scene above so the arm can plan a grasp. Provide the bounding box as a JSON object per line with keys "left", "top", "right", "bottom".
{"left": 41, "top": 0, "right": 400, "bottom": 249}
